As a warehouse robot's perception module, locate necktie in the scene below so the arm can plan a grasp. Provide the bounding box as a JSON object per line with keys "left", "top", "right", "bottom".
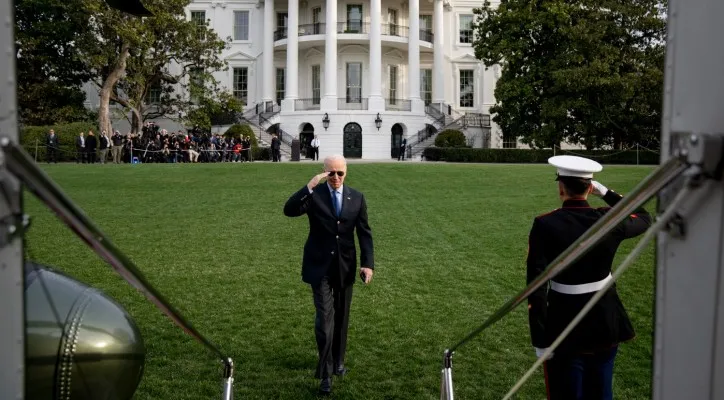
{"left": 332, "top": 191, "right": 341, "bottom": 216}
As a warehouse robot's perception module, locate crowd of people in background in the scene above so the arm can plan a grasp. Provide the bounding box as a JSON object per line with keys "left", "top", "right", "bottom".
{"left": 44, "top": 122, "right": 260, "bottom": 164}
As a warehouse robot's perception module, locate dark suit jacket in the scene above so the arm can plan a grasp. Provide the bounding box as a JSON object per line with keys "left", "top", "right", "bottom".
{"left": 284, "top": 183, "right": 374, "bottom": 288}
{"left": 85, "top": 136, "right": 97, "bottom": 151}
{"left": 47, "top": 134, "right": 59, "bottom": 147}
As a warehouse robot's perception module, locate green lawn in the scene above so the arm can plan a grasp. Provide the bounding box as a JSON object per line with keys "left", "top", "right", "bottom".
{"left": 24, "top": 162, "right": 657, "bottom": 400}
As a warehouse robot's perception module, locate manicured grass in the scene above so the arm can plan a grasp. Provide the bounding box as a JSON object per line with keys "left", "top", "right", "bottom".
{"left": 24, "top": 162, "right": 656, "bottom": 399}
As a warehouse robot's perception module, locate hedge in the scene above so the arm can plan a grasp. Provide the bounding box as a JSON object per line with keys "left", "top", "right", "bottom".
{"left": 21, "top": 122, "right": 99, "bottom": 162}
{"left": 253, "top": 146, "right": 271, "bottom": 160}
{"left": 422, "top": 147, "right": 660, "bottom": 165}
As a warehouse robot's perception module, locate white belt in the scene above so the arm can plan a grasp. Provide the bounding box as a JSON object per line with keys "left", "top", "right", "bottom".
{"left": 550, "top": 273, "right": 612, "bottom": 295}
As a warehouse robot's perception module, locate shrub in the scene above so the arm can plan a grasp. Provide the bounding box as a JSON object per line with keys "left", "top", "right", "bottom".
{"left": 434, "top": 129, "right": 467, "bottom": 148}
{"left": 422, "top": 148, "right": 659, "bottom": 165}
{"left": 224, "top": 124, "right": 258, "bottom": 148}
{"left": 253, "top": 146, "right": 271, "bottom": 161}
{"left": 20, "top": 122, "right": 99, "bottom": 162}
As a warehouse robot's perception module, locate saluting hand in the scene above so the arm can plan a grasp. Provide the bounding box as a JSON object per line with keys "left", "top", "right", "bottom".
{"left": 591, "top": 180, "right": 609, "bottom": 197}
{"left": 307, "top": 172, "right": 328, "bottom": 191}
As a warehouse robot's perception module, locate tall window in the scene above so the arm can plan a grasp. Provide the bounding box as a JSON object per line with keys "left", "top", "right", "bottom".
{"left": 420, "top": 15, "right": 432, "bottom": 30}
{"left": 346, "top": 62, "right": 362, "bottom": 103}
{"left": 147, "top": 81, "right": 162, "bottom": 104}
{"left": 347, "top": 5, "right": 362, "bottom": 33}
{"left": 459, "top": 69, "right": 474, "bottom": 107}
{"left": 234, "top": 11, "right": 249, "bottom": 40}
{"left": 312, "top": 65, "right": 321, "bottom": 105}
{"left": 459, "top": 15, "right": 474, "bottom": 43}
{"left": 388, "top": 65, "right": 398, "bottom": 104}
{"left": 277, "top": 12, "right": 288, "bottom": 29}
{"left": 420, "top": 15, "right": 433, "bottom": 42}
{"left": 276, "top": 68, "right": 285, "bottom": 105}
{"left": 312, "top": 7, "right": 322, "bottom": 34}
{"left": 420, "top": 69, "right": 432, "bottom": 105}
{"left": 191, "top": 11, "right": 206, "bottom": 39}
{"left": 189, "top": 68, "right": 204, "bottom": 104}
{"left": 502, "top": 134, "right": 517, "bottom": 148}
{"left": 388, "top": 9, "right": 398, "bottom": 36}
{"left": 233, "top": 67, "right": 248, "bottom": 102}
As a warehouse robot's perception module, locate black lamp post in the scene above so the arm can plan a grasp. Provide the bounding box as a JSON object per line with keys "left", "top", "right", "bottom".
{"left": 322, "top": 113, "right": 330, "bottom": 130}
{"left": 375, "top": 113, "right": 382, "bottom": 130}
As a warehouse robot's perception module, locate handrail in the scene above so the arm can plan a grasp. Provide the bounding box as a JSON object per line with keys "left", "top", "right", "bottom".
{"left": 407, "top": 112, "right": 470, "bottom": 157}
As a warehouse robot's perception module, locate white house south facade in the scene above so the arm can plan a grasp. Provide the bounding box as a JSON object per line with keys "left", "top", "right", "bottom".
{"left": 184, "top": 0, "right": 504, "bottom": 159}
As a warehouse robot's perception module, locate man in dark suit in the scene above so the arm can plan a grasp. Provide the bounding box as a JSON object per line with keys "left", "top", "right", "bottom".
{"left": 46, "top": 129, "right": 58, "bottom": 163}
{"left": 283, "top": 154, "right": 374, "bottom": 395}
{"left": 526, "top": 155, "right": 651, "bottom": 400}
{"left": 271, "top": 134, "right": 281, "bottom": 162}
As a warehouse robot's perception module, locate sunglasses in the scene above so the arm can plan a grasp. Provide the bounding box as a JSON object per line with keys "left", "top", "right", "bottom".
{"left": 327, "top": 171, "right": 345, "bottom": 177}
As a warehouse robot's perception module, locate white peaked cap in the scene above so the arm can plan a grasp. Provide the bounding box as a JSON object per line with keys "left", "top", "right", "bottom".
{"left": 548, "top": 155, "right": 603, "bottom": 179}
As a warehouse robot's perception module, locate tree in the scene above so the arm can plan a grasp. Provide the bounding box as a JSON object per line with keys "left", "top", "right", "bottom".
{"left": 83, "top": 0, "right": 229, "bottom": 134}
{"left": 473, "top": 0, "right": 667, "bottom": 149}
{"left": 14, "top": 0, "right": 97, "bottom": 125}
{"left": 185, "top": 86, "right": 244, "bottom": 132}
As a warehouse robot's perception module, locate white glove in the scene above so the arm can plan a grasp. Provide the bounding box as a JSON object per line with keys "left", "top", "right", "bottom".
{"left": 591, "top": 180, "right": 608, "bottom": 197}
{"left": 535, "top": 347, "right": 554, "bottom": 360}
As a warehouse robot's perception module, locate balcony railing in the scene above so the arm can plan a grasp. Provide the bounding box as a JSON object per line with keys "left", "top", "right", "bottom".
{"left": 382, "top": 24, "right": 409, "bottom": 38}
{"left": 337, "top": 22, "right": 369, "bottom": 34}
{"left": 274, "top": 27, "right": 287, "bottom": 41}
{"left": 295, "top": 98, "right": 321, "bottom": 111}
{"left": 462, "top": 113, "right": 491, "bottom": 127}
{"left": 338, "top": 98, "right": 368, "bottom": 110}
{"left": 385, "top": 98, "right": 412, "bottom": 111}
{"left": 299, "top": 23, "right": 326, "bottom": 36}
{"left": 274, "top": 24, "right": 434, "bottom": 43}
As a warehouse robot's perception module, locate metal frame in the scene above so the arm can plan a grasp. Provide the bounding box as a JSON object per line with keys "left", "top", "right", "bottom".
{"left": 653, "top": 0, "right": 724, "bottom": 397}
{"left": 2, "top": 0, "right": 724, "bottom": 398}
{"left": 0, "top": 0, "right": 25, "bottom": 398}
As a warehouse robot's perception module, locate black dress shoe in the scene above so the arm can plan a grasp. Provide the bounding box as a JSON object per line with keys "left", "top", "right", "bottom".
{"left": 334, "top": 365, "right": 348, "bottom": 376}
{"left": 319, "top": 377, "right": 332, "bottom": 395}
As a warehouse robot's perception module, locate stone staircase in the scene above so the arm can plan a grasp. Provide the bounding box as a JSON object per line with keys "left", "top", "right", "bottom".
{"left": 405, "top": 104, "right": 467, "bottom": 158}
{"left": 237, "top": 106, "right": 292, "bottom": 161}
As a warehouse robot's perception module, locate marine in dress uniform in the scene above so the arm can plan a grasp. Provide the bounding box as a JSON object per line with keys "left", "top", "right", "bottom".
{"left": 526, "top": 155, "right": 651, "bottom": 400}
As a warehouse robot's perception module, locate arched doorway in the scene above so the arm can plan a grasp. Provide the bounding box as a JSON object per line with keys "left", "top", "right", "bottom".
{"left": 343, "top": 123, "right": 362, "bottom": 158}
{"left": 391, "top": 123, "right": 403, "bottom": 159}
{"left": 300, "top": 123, "right": 315, "bottom": 159}
{"left": 266, "top": 123, "right": 280, "bottom": 134}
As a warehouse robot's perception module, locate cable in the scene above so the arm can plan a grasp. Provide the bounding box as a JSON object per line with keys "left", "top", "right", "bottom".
{"left": 501, "top": 179, "right": 701, "bottom": 400}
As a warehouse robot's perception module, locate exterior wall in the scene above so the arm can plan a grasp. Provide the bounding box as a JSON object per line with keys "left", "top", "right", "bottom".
{"left": 81, "top": 0, "right": 585, "bottom": 156}
{"left": 280, "top": 110, "right": 426, "bottom": 159}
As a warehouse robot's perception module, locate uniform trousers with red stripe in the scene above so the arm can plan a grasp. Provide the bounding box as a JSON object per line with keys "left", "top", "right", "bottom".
{"left": 543, "top": 346, "right": 618, "bottom": 400}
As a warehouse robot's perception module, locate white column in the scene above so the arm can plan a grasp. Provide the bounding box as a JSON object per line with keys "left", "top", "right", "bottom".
{"left": 368, "top": 0, "right": 384, "bottom": 110}
{"left": 408, "top": 0, "right": 424, "bottom": 113}
{"left": 283, "top": 0, "right": 299, "bottom": 111}
{"left": 263, "top": 0, "right": 275, "bottom": 103}
{"left": 432, "top": 0, "right": 444, "bottom": 105}
{"left": 321, "top": 0, "right": 337, "bottom": 110}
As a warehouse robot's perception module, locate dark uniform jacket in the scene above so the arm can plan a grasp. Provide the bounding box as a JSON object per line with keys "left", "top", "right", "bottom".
{"left": 526, "top": 190, "right": 651, "bottom": 355}
{"left": 283, "top": 183, "right": 374, "bottom": 288}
